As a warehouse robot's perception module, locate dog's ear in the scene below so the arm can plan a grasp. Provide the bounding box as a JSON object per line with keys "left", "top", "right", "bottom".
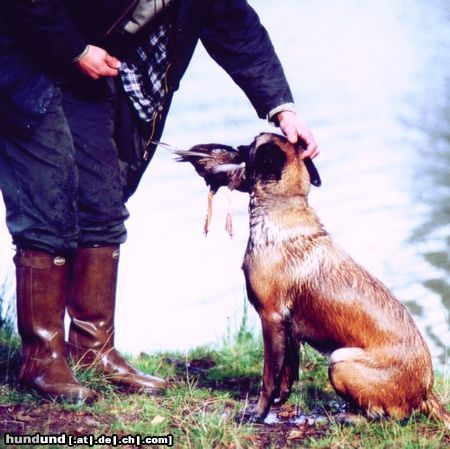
{"left": 253, "top": 142, "right": 287, "bottom": 182}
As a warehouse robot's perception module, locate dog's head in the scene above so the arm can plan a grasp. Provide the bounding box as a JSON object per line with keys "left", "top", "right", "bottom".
{"left": 203, "top": 133, "right": 320, "bottom": 197}
{"left": 224, "top": 133, "right": 320, "bottom": 197}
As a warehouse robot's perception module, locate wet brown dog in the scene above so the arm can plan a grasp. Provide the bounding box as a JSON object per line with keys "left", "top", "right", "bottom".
{"left": 240, "top": 133, "right": 449, "bottom": 425}
{"left": 178, "top": 132, "right": 450, "bottom": 426}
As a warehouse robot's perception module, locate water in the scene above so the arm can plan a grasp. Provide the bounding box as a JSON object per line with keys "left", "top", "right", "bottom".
{"left": 264, "top": 411, "right": 327, "bottom": 427}
{"left": 0, "top": 0, "right": 449, "bottom": 370}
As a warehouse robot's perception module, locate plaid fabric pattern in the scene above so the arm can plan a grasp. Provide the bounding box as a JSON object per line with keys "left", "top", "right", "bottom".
{"left": 120, "top": 24, "right": 170, "bottom": 122}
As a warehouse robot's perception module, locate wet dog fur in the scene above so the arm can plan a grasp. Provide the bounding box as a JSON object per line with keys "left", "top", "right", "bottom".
{"left": 217, "top": 132, "right": 449, "bottom": 425}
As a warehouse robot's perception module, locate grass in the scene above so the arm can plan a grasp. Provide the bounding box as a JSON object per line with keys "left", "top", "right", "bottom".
{"left": 0, "top": 316, "right": 448, "bottom": 449}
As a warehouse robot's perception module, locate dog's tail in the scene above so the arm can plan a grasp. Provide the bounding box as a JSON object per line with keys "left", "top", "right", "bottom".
{"left": 420, "top": 393, "right": 450, "bottom": 429}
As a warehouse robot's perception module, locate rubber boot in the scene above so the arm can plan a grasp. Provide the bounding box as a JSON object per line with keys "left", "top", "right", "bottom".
{"left": 67, "top": 245, "right": 166, "bottom": 394}
{"left": 14, "top": 249, "right": 97, "bottom": 403}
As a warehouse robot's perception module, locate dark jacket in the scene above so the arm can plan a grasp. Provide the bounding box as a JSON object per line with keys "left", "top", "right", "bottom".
{"left": 0, "top": 0, "right": 293, "bottom": 198}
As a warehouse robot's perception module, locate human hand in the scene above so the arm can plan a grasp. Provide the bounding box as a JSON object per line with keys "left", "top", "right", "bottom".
{"left": 277, "top": 110, "right": 319, "bottom": 159}
{"left": 74, "top": 45, "right": 121, "bottom": 79}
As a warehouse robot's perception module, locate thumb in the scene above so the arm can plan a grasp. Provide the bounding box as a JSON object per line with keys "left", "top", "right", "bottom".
{"left": 282, "top": 122, "right": 298, "bottom": 144}
{"left": 105, "top": 53, "right": 121, "bottom": 69}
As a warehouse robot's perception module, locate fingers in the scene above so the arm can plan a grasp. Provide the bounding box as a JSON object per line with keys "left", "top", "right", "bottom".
{"left": 277, "top": 110, "right": 320, "bottom": 159}
{"left": 282, "top": 118, "right": 299, "bottom": 145}
{"left": 75, "top": 45, "right": 121, "bottom": 79}
{"left": 298, "top": 128, "right": 320, "bottom": 159}
{"left": 105, "top": 53, "right": 121, "bottom": 70}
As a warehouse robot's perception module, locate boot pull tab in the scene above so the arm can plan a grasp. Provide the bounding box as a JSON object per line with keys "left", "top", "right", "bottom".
{"left": 53, "top": 256, "right": 66, "bottom": 266}
{"left": 112, "top": 249, "right": 120, "bottom": 260}
{"left": 13, "top": 250, "right": 66, "bottom": 269}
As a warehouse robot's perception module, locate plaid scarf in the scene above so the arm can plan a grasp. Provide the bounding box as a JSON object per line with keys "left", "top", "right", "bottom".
{"left": 120, "top": 23, "right": 170, "bottom": 122}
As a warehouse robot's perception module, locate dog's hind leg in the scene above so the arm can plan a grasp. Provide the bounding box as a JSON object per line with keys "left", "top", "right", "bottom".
{"left": 275, "top": 330, "right": 300, "bottom": 405}
{"left": 251, "top": 317, "right": 287, "bottom": 421}
{"left": 328, "top": 347, "right": 416, "bottom": 420}
{"left": 420, "top": 393, "right": 450, "bottom": 429}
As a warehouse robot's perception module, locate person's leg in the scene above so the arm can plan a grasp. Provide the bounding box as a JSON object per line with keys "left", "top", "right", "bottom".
{"left": 0, "top": 95, "right": 79, "bottom": 254}
{"left": 62, "top": 84, "right": 166, "bottom": 394}
{"left": 14, "top": 249, "right": 96, "bottom": 402}
{"left": 68, "top": 245, "right": 166, "bottom": 393}
{"left": 0, "top": 92, "right": 96, "bottom": 402}
{"left": 61, "top": 83, "right": 128, "bottom": 248}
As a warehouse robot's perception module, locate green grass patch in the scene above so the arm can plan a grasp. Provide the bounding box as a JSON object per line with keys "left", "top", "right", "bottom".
{"left": 0, "top": 323, "right": 448, "bottom": 449}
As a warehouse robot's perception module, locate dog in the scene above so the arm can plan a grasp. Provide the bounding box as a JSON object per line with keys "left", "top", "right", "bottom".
{"left": 178, "top": 132, "right": 450, "bottom": 426}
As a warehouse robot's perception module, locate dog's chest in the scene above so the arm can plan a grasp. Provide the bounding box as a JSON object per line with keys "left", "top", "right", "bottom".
{"left": 244, "top": 214, "right": 308, "bottom": 287}
{"left": 247, "top": 213, "right": 279, "bottom": 251}
{"left": 246, "top": 212, "right": 310, "bottom": 251}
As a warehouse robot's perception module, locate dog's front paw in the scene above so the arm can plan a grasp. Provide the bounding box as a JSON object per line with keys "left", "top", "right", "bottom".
{"left": 273, "top": 389, "right": 292, "bottom": 406}
{"left": 235, "top": 408, "right": 266, "bottom": 424}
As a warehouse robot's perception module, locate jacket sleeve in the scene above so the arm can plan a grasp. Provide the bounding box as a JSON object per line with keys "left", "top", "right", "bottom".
{"left": 8, "top": 0, "right": 87, "bottom": 63}
{"left": 199, "top": 0, "right": 294, "bottom": 119}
